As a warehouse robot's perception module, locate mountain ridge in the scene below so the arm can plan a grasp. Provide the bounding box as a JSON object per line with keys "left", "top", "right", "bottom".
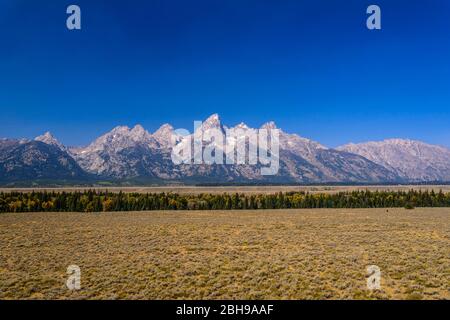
{"left": 1, "top": 114, "right": 450, "bottom": 185}
{"left": 338, "top": 139, "right": 450, "bottom": 182}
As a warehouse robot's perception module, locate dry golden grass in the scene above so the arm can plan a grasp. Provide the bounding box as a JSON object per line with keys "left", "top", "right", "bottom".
{"left": 0, "top": 208, "right": 448, "bottom": 300}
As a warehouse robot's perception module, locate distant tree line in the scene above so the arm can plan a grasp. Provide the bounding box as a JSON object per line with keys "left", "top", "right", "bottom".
{"left": 1, "top": 190, "right": 450, "bottom": 213}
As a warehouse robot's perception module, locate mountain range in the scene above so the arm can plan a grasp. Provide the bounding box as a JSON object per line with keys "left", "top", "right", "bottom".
{"left": 1, "top": 114, "right": 450, "bottom": 186}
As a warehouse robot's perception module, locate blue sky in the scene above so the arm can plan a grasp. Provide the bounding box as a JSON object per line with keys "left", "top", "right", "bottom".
{"left": 0, "top": 0, "right": 449, "bottom": 147}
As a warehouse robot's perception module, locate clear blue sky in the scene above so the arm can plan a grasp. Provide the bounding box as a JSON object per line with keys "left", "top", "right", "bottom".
{"left": 1, "top": 0, "right": 449, "bottom": 147}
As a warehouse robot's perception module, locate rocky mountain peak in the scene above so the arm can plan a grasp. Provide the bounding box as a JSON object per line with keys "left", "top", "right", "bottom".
{"left": 234, "top": 122, "right": 249, "bottom": 130}
{"left": 130, "top": 124, "right": 152, "bottom": 141}
{"left": 6, "top": 117, "right": 450, "bottom": 184}
{"left": 154, "top": 123, "right": 174, "bottom": 135}
{"left": 110, "top": 125, "right": 131, "bottom": 134}
{"left": 153, "top": 123, "right": 175, "bottom": 147}
{"left": 131, "top": 124, "right": 145, "bottom": 133}
{"left": 261, "top": 121, "right": 277, "bottom": 130}
{"left": 35, "top": 132, "right": 65, "bottom": 150}
{"left": 202, "top": 113, "right": 222, "bottom": 130}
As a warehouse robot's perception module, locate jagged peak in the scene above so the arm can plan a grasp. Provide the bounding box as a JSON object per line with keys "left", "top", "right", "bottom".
{"left": 260, "top": 121, "right": 277, "bottom": 130}
{"left": 154, "top": 123, "right": 174, "bottom": 135}
{"left": 234, "top": 122, "right": 249, "bottom": 129}
{"left": 153, "top": 123, "right": 174, "bottom": 143}
{"left": 104, "top": 124, "right": 151, "bottom": 137}
{"left": 205, "top": 113, "right": 220, "bottom": 121}
{"left": 35, "top": 131, "right": 58, "bottom": 143}
{"left": 130, "top": 124, "right": 152, "bottom": 139}
{"left": 36, "top": 131, "right": 54, "bottom": 139}
{"left": 194, "top": 114, "right": 224, "bottom": 135}
{"left": 85, "top": 124, "right": 154, "bottom": 151}
{"left": 203, "top": 113, "right": 221, "bottom": 127}
{"left": 35, "top": 131, "right": 65, "bottom": 150}
{"left": 131, "top": 124, "right": 145, "bottom": 132}
{"left": 110, "top": 125, "right": 131, "bottom": 134}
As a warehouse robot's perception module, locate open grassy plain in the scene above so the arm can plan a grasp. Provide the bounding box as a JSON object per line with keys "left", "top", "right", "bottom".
{"left": 0, "top": 208, "right": 448, "bottom": 300}
{"left": 2, "top": 185, "right": 450, "bottom": 195}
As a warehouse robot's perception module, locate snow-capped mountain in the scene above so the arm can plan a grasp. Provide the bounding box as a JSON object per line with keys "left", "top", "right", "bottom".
{"left": 3, "top": 114, "right": 450, "bottom": 185}
{"left": 74, "top": 113, "right": 394, "bottom": 183}
{"left": 200, "top": 113, "right": 223, "bottom": 132}
{"left": 337, "top": 139, "right": 450, "bottom": 182}
{"left": 35, "top": 132, "right": 66, "bottom": 151}
{"left": 70, "top": 124, "right": 161, "bottom": 178}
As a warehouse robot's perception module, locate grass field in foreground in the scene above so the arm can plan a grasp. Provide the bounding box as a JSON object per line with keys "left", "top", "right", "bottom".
{"left": 0, "top": 208, "right": 448, "bottom": 300}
